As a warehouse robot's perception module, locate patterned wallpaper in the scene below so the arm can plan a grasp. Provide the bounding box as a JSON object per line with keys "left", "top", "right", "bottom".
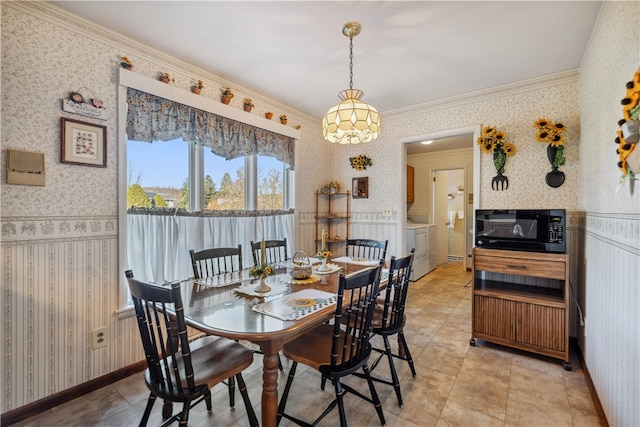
{"left": 2, "top": 2, "right": 638, "bottom": 425}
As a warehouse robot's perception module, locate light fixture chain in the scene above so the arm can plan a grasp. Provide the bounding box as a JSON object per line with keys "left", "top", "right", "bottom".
{"left": 349, "top": 35, "right": 354, "bottom": 90}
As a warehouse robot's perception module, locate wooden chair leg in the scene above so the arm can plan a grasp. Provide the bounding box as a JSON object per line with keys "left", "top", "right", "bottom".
{"left": 383, "top": 335, "right": 403, "bottom": 406}
{"left": 228, "top": 375, "right": 236, "bottom": 407}
{"left": 277, "top": 361, "right": 298, "bottom": 423}
{"left": 139, "top": 393, "right": 156, "bottom": 427}
{"left": 236, "top": 373, "right": 259, "bottom": 427}
{"left": 398, "top": 331, "right": 416, "bottom": 377}
{"left": 334, "top": 379, "right": 348, "bottom": 427}
{"left": 362, "top": 364, "right": 386, "bottom": 426}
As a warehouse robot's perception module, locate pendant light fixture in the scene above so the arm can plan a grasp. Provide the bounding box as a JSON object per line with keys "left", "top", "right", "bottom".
{"left": 322, "top": 22, "right": 380, "bottom": 144}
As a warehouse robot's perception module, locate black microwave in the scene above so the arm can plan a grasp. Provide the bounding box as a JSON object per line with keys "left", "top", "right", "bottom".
{"left": 475, "top": 209, "right": 566, "bottom": 253}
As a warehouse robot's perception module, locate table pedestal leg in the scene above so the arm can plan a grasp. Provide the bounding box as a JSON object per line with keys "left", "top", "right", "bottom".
{"left": 259, "top": 342, "right": 282, "bottom": 427}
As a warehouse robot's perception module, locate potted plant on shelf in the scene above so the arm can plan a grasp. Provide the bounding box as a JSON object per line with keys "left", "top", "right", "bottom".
{"left": 192, "top": 80, "right": 204, "bottom": 95}
{"left": 221, "top": 87, "right": 234, "bottom": 104}
{"left": 280, "top": 114, "right": 287, "bottom": 125}
{"left": 243, "top": 98, "right": 254, "bottom": 112}
{"left": 120, "top": 55, "right": 133, "bottom": 70}
{"left": 159, "top": 72, "right": 173, "bottom": 83}
{"left": 321, "top": 181, "right": 341, "bottom": 194}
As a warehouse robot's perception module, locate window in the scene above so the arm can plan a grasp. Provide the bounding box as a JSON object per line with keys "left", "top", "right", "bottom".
{"left": 127, "top": 140, "right": 288, "bottom": 211}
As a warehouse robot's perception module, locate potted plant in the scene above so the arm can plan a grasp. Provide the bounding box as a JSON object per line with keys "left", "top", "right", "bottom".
{"left": 192, "top": 80, "right": 204, "bottom": 95}
{"left": 120, "top": 55, "right": 133, "bottom": 70}
{"left": 321, "top": 181, "right": 341, "bottom": 194}
{"left": 159, "top": 72, "right": 172, "bottom": 83}
{"left": 265, "top": 111, "right": 273, "bottom": 120}
{"left": 221, "top": 87, "right": 234, "bottom": 104}
{"left": 280, "top": 114, "right": 287, "bottom": 125}
{"left": 243, "top": 98, "right": 254, "bottom": 112}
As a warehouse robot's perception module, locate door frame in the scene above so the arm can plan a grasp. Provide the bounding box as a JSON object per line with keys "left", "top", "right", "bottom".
{"left": 401, "top": 125, "right": 481, "bottom": 270}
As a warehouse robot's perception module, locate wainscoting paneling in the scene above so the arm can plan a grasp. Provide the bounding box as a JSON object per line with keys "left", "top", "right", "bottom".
{"left": 2, "top": 235, "right": 144, "bottom": 412}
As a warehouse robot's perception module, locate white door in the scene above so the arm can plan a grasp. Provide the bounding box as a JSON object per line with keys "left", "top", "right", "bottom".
{"left": 433, "top": 171, "right": 449, "bottom": 266}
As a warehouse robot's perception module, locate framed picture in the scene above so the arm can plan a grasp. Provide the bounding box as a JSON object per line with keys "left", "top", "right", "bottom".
{"left": 60, "top": 117, "right": 107, "bottom": 167}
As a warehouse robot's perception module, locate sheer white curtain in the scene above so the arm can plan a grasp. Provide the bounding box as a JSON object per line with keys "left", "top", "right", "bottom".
{"left": 126, "top": 213, "right": 295, "bottom": 283}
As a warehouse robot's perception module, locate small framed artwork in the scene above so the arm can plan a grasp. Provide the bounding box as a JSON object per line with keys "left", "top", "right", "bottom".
{"left": 352, "top": 177, "right": 369, "bottom": 198}
{"left": 60, "top": 117, "right": 107, "bottom": 167}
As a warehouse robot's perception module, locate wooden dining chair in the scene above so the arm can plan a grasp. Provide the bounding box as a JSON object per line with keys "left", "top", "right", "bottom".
{"left": 249, "top": 238, "right": 288, "bottom": 266}
{"left": 189, "top": 246, "right": 243, "bottom": 278}
{"left": 345, "top": 238, "right": 388, "bottom": 261}
{"left": 368, "top": 249, "right": 416, "bottom": 407}
{"left": 125, "top": 270, "right": 258, "bottom": 427}
{"left": 277, "top": 261, "right": 386, "bottom": 427}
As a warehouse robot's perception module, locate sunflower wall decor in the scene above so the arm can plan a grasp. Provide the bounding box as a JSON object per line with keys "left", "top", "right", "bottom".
{"left": 477, "top": 125, "right": 516, "bottom": 191}
{"left": 349, "top": 154, "right": 373, "bottom": 170}
{"left": 534, "top": 118, "right": 567, "bottom": 188}
{"left": 615, "top": 66, "right": 640, "bottom": 191}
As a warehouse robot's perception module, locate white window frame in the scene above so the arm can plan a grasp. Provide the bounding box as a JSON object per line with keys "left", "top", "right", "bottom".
{"left": 117, "top": 69, "right": 300, "bottom": 311}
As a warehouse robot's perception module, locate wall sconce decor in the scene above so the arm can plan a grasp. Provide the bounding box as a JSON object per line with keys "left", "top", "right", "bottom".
{"left": 349, "top": 154, "right": 373, "bottom": 170}
{"left": 533, "top": 118, "right": 567, "bottom": 188}
{"left": 477, "top": 125, "right": 516, "bottom": 191}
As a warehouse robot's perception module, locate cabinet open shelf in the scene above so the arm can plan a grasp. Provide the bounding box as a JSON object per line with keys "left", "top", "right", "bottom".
{"left": 471, "top": 248, "right": 570, "bottom": 370}
{"left": 315, "top": 191, "right": 350, "bottom": 254}
{"left": 474, "top": 279, "right": 565, "bottom": 306}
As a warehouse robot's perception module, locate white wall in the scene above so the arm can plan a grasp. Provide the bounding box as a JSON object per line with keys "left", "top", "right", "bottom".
{"left": 577, "top": 2, "right": 640, "bottom": 426}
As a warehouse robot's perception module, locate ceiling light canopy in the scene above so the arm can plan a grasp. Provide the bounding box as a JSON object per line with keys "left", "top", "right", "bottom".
{"left": 322, "top": 22, "right": 380, "bottom": 145}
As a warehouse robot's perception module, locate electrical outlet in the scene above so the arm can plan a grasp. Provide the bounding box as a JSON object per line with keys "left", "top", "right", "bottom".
{"left": 92, "top": 326, "right": 108, "bottom": 349}
{"left": 382, "top": 206, "right": 392, "bottom": 217}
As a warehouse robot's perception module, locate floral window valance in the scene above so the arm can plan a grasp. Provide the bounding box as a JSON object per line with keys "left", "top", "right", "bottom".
{"left": 125, "top": 88, "right": 294, "bottom": 168}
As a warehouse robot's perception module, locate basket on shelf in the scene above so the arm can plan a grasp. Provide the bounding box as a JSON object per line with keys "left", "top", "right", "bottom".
{"left": 291, "top": 251, "right": 312, "bottom": 279}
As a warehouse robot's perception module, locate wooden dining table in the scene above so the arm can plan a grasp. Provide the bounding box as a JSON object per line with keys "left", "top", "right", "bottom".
{"left": 177, "top": 259, "right": 381, "bottom": 427}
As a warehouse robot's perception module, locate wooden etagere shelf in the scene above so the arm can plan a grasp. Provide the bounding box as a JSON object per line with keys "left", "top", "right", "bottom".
{"left": 315, "top": 191, "right": 351, "bottom": 254}
{"left": 470, "top": 248, "right": 571, "bottom": 370}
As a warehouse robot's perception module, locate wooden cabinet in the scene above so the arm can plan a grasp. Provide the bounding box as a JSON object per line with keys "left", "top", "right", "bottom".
{"left": 315, "top": 191, "right": 350, "bottom": 254}
{"left": 471, "top": 248, "right": 570, "bottom": 369}
{"left": 406, "top": 165, "right": 414, "bottom": 202}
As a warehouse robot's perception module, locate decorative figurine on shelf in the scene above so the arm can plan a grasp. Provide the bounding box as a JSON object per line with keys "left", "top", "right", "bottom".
{"left": 265, "top": 111, "right": 274, "bottom": 120}
{"left": 280, "top": 114, "right": 287, "bottom": 125}
{"left": 221, "top": 87, "right": 234, "bottom": 104}
{"left": 534, "top": 118, "right": 567, "bottom": 188}
{"left": 477, "top": 125, "right": 516, "bottom": 191}
{"left": 192, "top": 80, "right": 204, "bottom": 95}
{"left": 243, "top": 98, "right": 254, "bottom": 112}
{"left": 316, "top": 230, "right": 333, "bottom": 272}
{"left": 249, "top": 239, "right": 275, "bottom": 293}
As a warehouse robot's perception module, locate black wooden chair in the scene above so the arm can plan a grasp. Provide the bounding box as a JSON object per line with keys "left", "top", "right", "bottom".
{"left": 249, "top": 238, "right": 288, "bottom": 266}
{"left": 368, "top": 249, "right": 416, "bottom": 407}
{"left": 125, "top": 270, "right": 258, "bottom": 427}
{"left": 189, "top": 246, "right": 244, "bottom": 407}
{"left": 345, "top": 238, "right": 388, "bottom": 261}
{"left": 189, "top": 246, "right": 243, "bottom": 278}
{"left": 277, "top": 261, "right": 386, "bottom": 427}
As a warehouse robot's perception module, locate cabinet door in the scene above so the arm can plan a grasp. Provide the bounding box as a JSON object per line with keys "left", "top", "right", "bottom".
{"left": 406, "top": 165, "right": 414, "bottom": 203}
{"left": 473, "top": 295, "right": 516, "bottom": 340}
{"left": 516, "top": 302, "right": 566, "bottom": 352}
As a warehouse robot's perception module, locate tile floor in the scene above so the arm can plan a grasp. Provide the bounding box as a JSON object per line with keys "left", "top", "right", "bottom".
{"left": 12, "top": 262, "right": 601, "bottom": 427}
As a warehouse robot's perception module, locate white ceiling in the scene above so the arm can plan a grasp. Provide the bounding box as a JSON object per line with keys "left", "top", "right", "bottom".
{"left": 51, "top": 1, "right": 601, "bottom": 152}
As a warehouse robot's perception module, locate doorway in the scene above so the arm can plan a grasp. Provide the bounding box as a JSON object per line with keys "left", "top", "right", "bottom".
{"left": 402, "top": 125, "right": 481, "bottom": 271}
{"left": 433, "top": 169, "right": 465, "bottom": 267}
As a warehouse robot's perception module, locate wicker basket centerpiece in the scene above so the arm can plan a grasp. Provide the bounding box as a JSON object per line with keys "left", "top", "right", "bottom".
{"left": 291, "top": 251, "right": 313, "bottom": 279}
